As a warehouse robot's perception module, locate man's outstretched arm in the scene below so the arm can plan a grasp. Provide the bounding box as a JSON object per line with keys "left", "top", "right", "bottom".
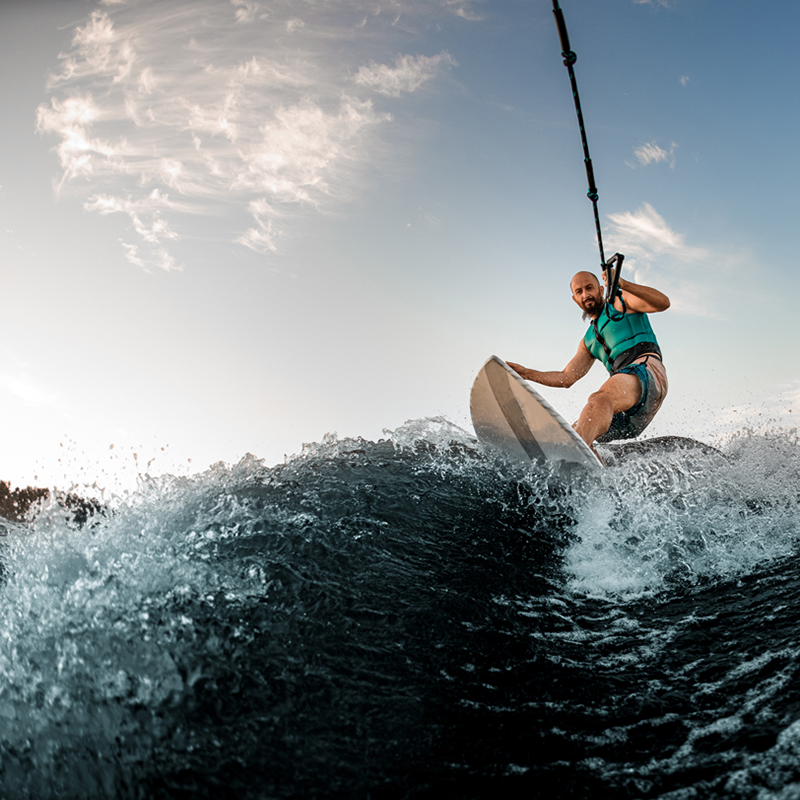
{"left": 614, "top": 277, "right": 670, "bottom": 314}
{"left": 507, "top": 341, "right": 595, "bottom": 389}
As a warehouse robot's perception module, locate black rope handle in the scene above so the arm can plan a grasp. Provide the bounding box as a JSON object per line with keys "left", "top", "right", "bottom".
{"left": 603, "top": 252, "right": 625, "bottom": 311}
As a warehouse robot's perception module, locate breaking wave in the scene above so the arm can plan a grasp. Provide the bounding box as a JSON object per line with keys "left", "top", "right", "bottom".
{"left": 0, "top": 419, "right": 797, "bottom": 797}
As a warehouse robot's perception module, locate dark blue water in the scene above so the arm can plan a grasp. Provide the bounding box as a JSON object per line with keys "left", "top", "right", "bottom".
{"left": 0, "top": 419, "right": 798, "bottom": 798}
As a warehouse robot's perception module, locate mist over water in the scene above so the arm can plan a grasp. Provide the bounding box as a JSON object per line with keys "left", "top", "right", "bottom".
{"left": 0, "top": 419, "right": 798, "bottom": 798}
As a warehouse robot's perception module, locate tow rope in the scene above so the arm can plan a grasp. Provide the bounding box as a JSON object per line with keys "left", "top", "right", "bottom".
{"left": 551, "top": 0, "right": 623, "bottom": 306}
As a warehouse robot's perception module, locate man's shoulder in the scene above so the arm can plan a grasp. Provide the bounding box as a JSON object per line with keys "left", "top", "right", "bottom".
{"left": 578, "top": 335, "right": 596, "bottom": 358}
{"left": 610, "top": 297, "right": 648, "bottom": 319}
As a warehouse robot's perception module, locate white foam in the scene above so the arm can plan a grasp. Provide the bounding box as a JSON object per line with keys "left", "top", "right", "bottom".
{"left": 565, "top": 428, "right": 800, "bottom": 600}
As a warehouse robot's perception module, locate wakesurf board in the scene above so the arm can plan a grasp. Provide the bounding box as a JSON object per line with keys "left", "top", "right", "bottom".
{"left": 470, "top": 355, "right": 602, "bottom": 471}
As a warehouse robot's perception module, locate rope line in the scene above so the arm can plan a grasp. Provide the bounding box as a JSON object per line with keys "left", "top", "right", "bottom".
{"left": 551, "top": 0, "right": 615, "bottom": 285}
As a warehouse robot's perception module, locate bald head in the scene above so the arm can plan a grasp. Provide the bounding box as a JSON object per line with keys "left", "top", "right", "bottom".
{"left": 570, "top": 271, "right": 600, "bottom": 294}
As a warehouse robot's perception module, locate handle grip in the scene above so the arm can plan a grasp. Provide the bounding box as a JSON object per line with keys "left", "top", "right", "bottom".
{"left": 603, "top": 253, "right": 624, "bottom": 303}
{"left": 552, "top": 1, "right": 572, "bottom": 56}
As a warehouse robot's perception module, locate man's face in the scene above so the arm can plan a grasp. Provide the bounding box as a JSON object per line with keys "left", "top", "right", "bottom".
{"left": 571, "top": 273, "right": 603, "bottom": 318}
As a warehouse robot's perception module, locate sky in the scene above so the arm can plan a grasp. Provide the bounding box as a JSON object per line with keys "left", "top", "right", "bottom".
{"left": 0, "top": 0, "right": 798, "bottom": 490}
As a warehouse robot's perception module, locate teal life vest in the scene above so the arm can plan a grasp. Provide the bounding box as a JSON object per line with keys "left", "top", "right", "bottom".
{"left": 583, "top": 300, "right": 662, "bottom": 374}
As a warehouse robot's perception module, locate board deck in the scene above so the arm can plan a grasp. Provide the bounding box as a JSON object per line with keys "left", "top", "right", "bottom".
{"left": 470, "top": 355, "right": 602, "bottom": 471}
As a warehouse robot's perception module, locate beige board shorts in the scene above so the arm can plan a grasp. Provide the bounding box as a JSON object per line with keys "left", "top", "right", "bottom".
{"left": 596, "top": 355, "right": 668, "bottom": 443}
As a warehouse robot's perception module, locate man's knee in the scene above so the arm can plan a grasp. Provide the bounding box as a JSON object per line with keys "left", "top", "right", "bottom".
{"left": 585, "top": 389, "right": 614, "bottom": 413}
{"left": 589, "top": 384, "right": 622, "bottom": 402}
{"left": 586, "top": 389, "right": 602, "bottom": 405}
{"left": 595, "top": 377, "right": 641, "bottom": 415}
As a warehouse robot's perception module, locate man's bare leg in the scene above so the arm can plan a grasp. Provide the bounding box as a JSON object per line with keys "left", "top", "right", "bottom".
{"left": 574, "top": 372, "right": 642, "bottom": 448}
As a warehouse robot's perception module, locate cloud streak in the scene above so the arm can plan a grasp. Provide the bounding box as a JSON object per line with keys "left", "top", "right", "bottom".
{"left": 630, "top": 140, "right": 677, "bottom": 169}
{"left": 604, "top": 203, "right": 746, "bottom": 318}
{"left": 37, "top": 0, "right": 464, "bottom": 267}
{"left": 355, "top": 52, "right": 456, "bottom": 97}
{"left": 607, "top": 203, "right": 706, "bottom": 262}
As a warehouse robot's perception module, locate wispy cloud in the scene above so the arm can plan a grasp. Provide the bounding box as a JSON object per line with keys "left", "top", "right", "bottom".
{"left": 679, "top": 75, "right": 690, "bottom": 86}
{"left": 231, "top": 0, "right": 262, "bottom": 24}
{"left": 236, "top": 198, "right": 281, "bottom": 253}
{"left": 355, "top": 52, "right": 456, "bottom": 97}
{"left": 605, "top": 203, "right": 745, "bottom": 318}
{"left": 37, "top": 0, "right": 463, "bottom": 267}
{"left": 84, "top": 190, "right": 183, "bottom": 246}
{"left": 443, "top": 0, "right": 484, "bottom": 22}
{"left": 120, "top": 242, "right": 181, "bottom": 272}
{"left": 607, "top": 203, "right": 706, "bottom": 261}
{"left": 629, "top": 140, "right": 677, "bottom": 169}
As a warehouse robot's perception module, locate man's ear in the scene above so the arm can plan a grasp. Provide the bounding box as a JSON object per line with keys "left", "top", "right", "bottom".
{"left": 571, "top": 292, "right": 582, "bottom": 309}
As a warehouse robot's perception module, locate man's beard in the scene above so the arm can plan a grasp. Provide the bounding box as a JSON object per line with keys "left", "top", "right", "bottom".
{"left": 581, "top": 298, "right": 600, "bottom": 322}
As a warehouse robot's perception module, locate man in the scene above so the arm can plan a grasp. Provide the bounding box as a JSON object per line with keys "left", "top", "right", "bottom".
{"left": 507, "top": 271, "right": 670, "bottom": 449}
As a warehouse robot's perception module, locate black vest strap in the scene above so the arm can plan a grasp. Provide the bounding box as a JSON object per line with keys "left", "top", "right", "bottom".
{"left": 591, "top": 317, "right": 614, "bottom": 362}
